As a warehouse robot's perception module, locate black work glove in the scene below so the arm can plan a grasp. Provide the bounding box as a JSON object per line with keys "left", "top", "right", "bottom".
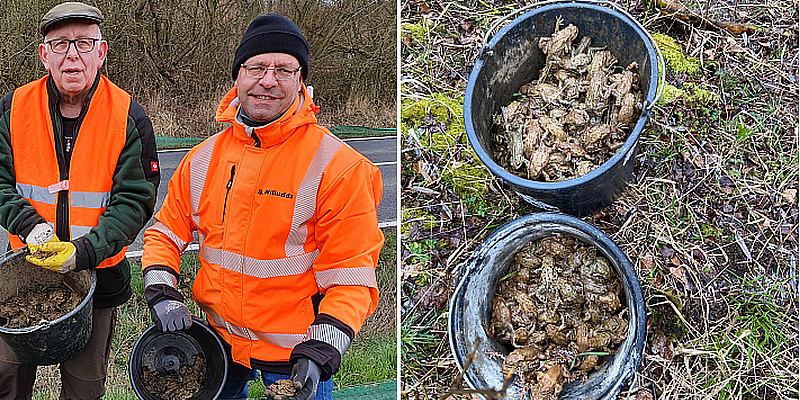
{"left": 150, "top": 299, "right": 193, "bottom": 332}
{"left": 266, "top": 358, "right": 321, "bottom": 400}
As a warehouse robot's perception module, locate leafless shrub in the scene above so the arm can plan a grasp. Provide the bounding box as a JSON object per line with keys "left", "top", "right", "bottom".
{"left": 1, "top": 0, "right": 396, "bottom": 135}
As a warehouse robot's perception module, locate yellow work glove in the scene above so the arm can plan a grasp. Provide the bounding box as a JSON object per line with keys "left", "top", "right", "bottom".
{"left": 26, "top": 241, "right": 77, "bottom": 274}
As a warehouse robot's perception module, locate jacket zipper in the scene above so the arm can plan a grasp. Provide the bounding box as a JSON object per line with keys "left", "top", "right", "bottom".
{"left": 222, "top": 164, "right": 236, "bottom": 222}
{"left": 49, "top": 76, "right": 92, "bottom": 241}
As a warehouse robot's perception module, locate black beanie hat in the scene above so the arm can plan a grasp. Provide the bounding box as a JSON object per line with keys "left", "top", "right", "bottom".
{"left": 232, "top": 14, "right": 310, "bottom": 81}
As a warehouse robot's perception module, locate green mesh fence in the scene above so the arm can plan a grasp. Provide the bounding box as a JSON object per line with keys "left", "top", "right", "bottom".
{"left": 155, "top": 136, "right": 206, "bottom": 150}
{"left": 332, "top": 380, "right": 396, "bottom": 399}
{"left": 329, "top": 125, "right": 396, "bottom": 137}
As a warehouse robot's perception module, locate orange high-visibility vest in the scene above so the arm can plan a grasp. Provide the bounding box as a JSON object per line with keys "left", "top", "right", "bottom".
{"left": 143, "top": 85, "right": 382, "bottom": 368}
{"left": 8, "top": 75, "right": 129, "bottom": 268}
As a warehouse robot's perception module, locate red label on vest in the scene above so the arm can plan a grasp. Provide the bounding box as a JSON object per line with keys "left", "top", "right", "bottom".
{"left": 151, "top": 161, "right": 159, "bottom": 172}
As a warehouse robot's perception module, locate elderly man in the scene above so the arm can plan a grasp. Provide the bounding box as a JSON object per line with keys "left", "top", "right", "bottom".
{"left": 141, "top": 13, "right": 383, "bottom": 400}
{"left": 0, "top": 2, "right": 159, "bottom": 399}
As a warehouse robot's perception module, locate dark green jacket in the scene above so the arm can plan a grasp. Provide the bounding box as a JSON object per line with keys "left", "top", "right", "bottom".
{"left": 0, "top": 75, "right": 160, "bottom": 308}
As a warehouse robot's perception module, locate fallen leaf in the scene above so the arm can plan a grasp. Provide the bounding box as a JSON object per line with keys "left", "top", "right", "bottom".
{"left": 719, "top": 175, "right": 735, "bottom": 194}
{"left": 402, "top": 263, "right": 422, "bottom": 280}
{"left": 639, "top": 254, "right": 656, "bottom": 272}
{"left": 650, "top": 333, "right": 674, "bottom": 360}
{"left": 691, "top": 152, "right": 704, "bottom": 169}
{"left": 655, "top": 0, "right": 687, "bottom": 11}
{"left": 637, "top": 388, "right": 655, "bottom": 400}
{"left": 413, "top": 0, "right": 431, "bottom": 13}
{"left": 782, "top": 189, "right": 797, "bottom": 204}
{"left": 669, "top": 265, "right": 690, "bottom": 289}
{"left": 725, "top": 37, "right": 746, "bottom": 53}
{"left": 459, "top": 19, "right": 475, "bottom": 33}
{"left": 703, "top": 48, "right": 716, "bottom": 60}
{"left": 660, "top": 245, "right": 676, "bottom": 259}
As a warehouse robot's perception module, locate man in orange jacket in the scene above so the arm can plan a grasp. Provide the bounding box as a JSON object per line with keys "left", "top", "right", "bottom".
{"left": 141, "top": 14, "right": 384, "bottom": 400}
{"left": 0, "top": 2, "right": 159, "bottom": 399}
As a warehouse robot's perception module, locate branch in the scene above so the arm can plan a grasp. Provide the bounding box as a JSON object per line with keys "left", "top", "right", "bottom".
{"left": 651, "top": 0, "right": 757, "bottom": 36}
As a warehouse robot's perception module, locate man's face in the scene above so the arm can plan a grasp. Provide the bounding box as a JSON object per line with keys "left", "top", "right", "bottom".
{"left": 235, "top": 53, "right": 303, "bottom": 123}
{"left": 39, "top": 21, "right": 107, "bottom": 97}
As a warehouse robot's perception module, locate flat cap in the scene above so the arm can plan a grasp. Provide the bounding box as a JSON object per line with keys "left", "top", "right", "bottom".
{"left": 40, "top": 2, "right": 104, "bottom": 36}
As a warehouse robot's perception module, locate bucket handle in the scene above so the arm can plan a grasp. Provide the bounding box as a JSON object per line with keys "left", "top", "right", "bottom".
{"left": 514, "top": 191, "right": 562, "bottom": 213}
{"left": 480, "top": 0, "right": 666, "bottom": 111}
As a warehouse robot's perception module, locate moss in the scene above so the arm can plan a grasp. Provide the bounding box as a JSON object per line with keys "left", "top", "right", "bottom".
{"left": 652, "top": 33, "right": 701, "bottom": 75}
{"left": 401, "top": 209, "right": 436, "bottom": 235}
{"left": 402, "top": 92, "right": 493, "bottom": 213}
{"left": 401, "top": 93, "right": 463, "bottom": 125}
{"left": 700, "top": 223, "right": 722, "bottom": 238}
{"left": 443, "top": 155, "right": 492, "bottom": 200}
{"left": 401, "top": 23, "right": 427, "bottom": 43}
{"left": 401, "top": 92, "right": 465, "bottom": 152}
{"left": 658, "top": 83, "right": 719, "bottom": 107}
{"left": 683, "top": 82, "right": 719, "bottom": 106}
{"left": 658, "top": 84, "right": 684, "bottom": 105}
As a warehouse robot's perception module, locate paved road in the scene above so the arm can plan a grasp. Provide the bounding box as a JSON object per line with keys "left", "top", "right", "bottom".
{"left": 0, "top": 135, "right": 398, "bottom": 256}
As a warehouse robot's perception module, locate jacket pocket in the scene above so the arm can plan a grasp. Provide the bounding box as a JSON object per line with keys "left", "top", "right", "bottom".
{"left": 222, "top": 163, "right": 236, "bottom": 223}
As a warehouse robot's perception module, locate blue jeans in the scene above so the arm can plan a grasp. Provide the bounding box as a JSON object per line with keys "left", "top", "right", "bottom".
{"left": 218, "top": 360, "right": 333, "bottom": 400}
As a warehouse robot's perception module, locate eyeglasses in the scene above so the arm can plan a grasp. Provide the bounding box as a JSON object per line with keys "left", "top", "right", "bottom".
{"left": 46, "top": 38, "right": 100, "bottom": 54}
{"left": 240, "top": 64, "right": 301, "bottom": 81}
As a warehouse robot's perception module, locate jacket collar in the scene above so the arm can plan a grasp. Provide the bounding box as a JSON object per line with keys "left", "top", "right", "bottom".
{"left": 215, "top": 84, "right": 318, "bottom": 148}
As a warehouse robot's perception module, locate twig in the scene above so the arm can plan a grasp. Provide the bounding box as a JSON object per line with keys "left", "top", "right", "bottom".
{"left": 440, "top": 343, "right": 515, "bottom": 400}
{"left": 649, "top": 0, "right": 757, "bottom": 36}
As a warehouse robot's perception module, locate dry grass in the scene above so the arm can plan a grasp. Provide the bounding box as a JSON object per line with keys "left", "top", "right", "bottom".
{"left": 400, "top": 0, "right": 798, "bottom": 399}
{"left": 316, "top": 95, "right": 397, "bottom": 129}
{"left": 143, "top": 83, "right": 396, "bottom": 140}
{"left": 139, "top": 85, "right": 230, "bottom": 139}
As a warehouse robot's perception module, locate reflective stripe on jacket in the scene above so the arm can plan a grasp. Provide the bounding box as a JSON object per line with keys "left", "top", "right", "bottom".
{"left": 142, "top": 84, "right": 383, "bottom": 370}
{"left": 8, "top": 75, "right": 128, "bottom": 268}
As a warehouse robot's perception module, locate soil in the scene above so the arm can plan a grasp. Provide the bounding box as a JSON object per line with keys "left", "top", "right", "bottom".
{"left": 267, "top": 379, "right": 298, "bottom": 397}
{"left": 140, "top": 354, "right": 205, "bottom": 400}
{"left": 0, "top": 283, "right": 83, "bottom": 329}
{"left": 489, "top": 234, "right": 628, "bottom": 399}
{"left": 493, "top": 19, "right": 643, "bottom": 182}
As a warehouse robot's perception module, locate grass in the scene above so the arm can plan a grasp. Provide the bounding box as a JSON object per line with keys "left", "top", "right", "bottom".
{"left": 32, "top": 228, "right": 397, "bottom": 399}
{"left": 400, "top": 0, "right": 798, "bottom": 398}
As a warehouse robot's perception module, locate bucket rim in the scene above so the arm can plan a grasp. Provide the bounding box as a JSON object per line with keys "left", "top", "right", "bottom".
{"left": 448, "top": 212, "right": 647, "bottom": 398}
{"left": 129, "top": 316, "right": 229, "bottom": 400}
{"left": 0, "top": 249, "right": 97, "bottom": 335}
{"left": 464, "top": 1, "right": 659, "bottom": 191}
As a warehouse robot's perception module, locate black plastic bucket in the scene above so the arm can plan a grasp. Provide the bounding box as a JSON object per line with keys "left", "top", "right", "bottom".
{"left": 448, "top": 213, "right": 646, "bottom": 399}
{"left": 0, "top": 249, "right": 96, "bottom": 365}
{"left": 129, "top": 316, "right": 228, "bottom": 400}
{"left": 464, "top": 0, "right": 662, "bottom": 216}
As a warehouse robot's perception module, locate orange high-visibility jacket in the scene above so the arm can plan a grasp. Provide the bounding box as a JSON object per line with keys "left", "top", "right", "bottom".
{"left": 142, "top": 84, "right": 383, "bottom": 378}
{"left": 8, "top": 75, "right": 129, "bottom": 268}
